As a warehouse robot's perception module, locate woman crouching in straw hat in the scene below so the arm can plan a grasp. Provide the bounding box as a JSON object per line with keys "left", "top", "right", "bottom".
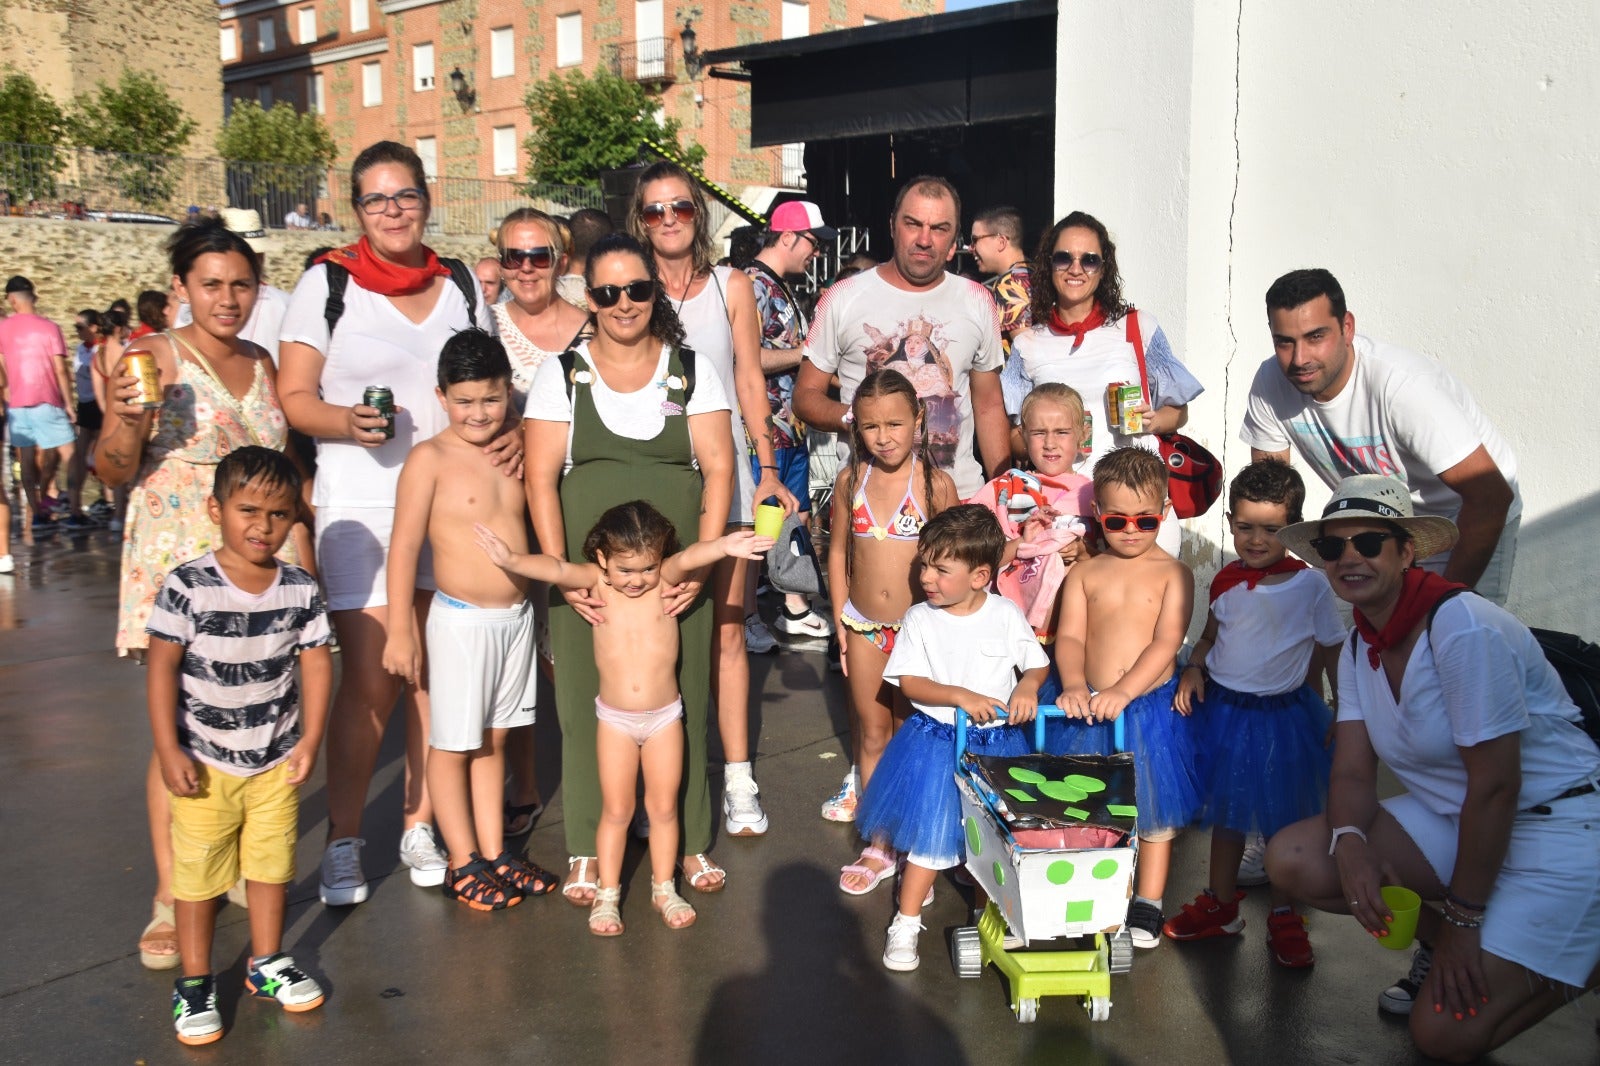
{"left": 1265, "top": 474, "right": 1600, "bottom": 1062}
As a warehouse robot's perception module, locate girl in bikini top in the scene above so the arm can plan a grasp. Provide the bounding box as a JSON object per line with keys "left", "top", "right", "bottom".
{"left": 850, "top": 458, "right": 928, "bottom": 542}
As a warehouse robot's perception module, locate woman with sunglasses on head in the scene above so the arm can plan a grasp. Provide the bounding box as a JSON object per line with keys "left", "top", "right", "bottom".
{"left": 1266, "top": 475, "right": 1599, "bottom": 1061}
{"left": 628, "top": 162, "right": 798, "bottom": 857}
{"left": 1000, "top": 211, "right": 1205, "bottom": 555}
{"left": 277, "top": 141, "right": 502, "bottom": 908}
{"left": 490, "top": 208, "right": 590, "bottom": 409}
{"left": 524, "top": 232, "right": 737, "bottom": 904}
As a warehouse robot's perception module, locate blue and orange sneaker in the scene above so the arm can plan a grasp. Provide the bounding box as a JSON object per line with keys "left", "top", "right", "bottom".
{"left": 246, "top": 953, "right": 325, "bottom": 1012}
{"left": 172, "top": 974, "right": 223, "bottom": 1045}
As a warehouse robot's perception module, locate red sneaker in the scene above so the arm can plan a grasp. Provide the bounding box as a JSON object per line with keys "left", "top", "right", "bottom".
{"left": 1163, "top": 890, "right": 1245, "bottom": 940}
{"left": 1266, "top": 910, "right": 1315, "bottom": 968}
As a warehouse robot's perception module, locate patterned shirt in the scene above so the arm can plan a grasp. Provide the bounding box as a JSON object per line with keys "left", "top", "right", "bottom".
{"left": 745, "top": 262, "right": 806, "bottom": 452}
{"left": 985, "top": 263, "right": 1033, "bottom": 355}
{"left": 146, "top": 553, "right": 331, "bottom": 776}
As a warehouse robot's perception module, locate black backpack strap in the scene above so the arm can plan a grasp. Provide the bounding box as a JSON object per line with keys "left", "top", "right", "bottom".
{"left": 678, "top": 344, "right": 696, "bottom": 405}
{"left": 1425, "top": 587, "right": 1474, "bottom": 633}
{"left": 560, "top": 348, "right": 579, "bottom": 403}
{"left": 323, "top": 262, "right": 350, "bottom": 338}
{"left": 440, "top": 257, "right": 480, "bottom": 324}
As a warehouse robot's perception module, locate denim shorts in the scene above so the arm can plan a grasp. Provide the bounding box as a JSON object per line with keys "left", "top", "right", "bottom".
{"left": 7, "top": 403, "right": 74, "bottom": 449}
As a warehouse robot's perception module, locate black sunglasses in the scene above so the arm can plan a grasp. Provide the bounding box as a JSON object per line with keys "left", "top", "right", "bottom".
{"left": 1100, "top": 512, "right": 1161, "bottom": 532}
{"left": 500, "top": 246, "right": 554, "bottom": 271}
{"left": 640, "top": 200, "right": 696, "bottom": 227}
{"left": 1308, "top": 531, "right": 1397, "bottom": 562}
{"left": 1051, "top": 251, "right": 1104, "bottom": 273}
{"left": 589, "top": 280, "right": 656, "bottom": 307}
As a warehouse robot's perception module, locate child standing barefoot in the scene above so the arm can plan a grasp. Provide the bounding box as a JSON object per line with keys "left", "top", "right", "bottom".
{"left": 857, "top": 505, "right": 1049, "bottom": 970}
{"left": 1163, "top": 461, "right": 1343, "bottom": 966}
{"left": 477, "top": 501, "right": 772, "bottom": 935}
{"left": 828, "top": 370, "right": 959, "bottom": 890}
{"left": 1054, "top": 447, "right": 1203, "bottom": 949}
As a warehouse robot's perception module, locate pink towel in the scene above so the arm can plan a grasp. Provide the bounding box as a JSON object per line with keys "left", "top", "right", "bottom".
{"left": 967, "top": 469, "right": 1093, "bottom": 636}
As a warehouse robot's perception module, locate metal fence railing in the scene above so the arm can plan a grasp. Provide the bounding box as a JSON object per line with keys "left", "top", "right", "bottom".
{"left": 0, "top": 142, "right": 603, "bottom": 236}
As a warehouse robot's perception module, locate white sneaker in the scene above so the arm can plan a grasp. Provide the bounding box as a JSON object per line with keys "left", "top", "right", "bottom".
{"left": 1237, "top": 833, "right": 1269, "bottom": 887}
{"left": 319, "top": 837, "right": 370, "bottom": 906}
{"left": 723, "top": 773, "right": 769, "bottom": 836}
{"left": 883, "top": 912, "right": 924, "bottom": 971}
{"left": 774, "top": 606, "right": 834, "bottom": 638}
{"left": 246, "top": 952, "right": 325, "bottom": 1012}
{"left": 398, "top": 824, "right": 448, "bottom": 887}
{"left": 0, "top": 554, "right": 12, "bottom": 574}
{"left": 820, "top": 769, "right": 858, "bottom": 822}
{"left": 744, "top": 615, "right": 778, "bottom": 653}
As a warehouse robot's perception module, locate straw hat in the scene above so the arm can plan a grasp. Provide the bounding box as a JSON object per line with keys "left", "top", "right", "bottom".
{"left": 1276, "top": 474, "right": 1459, "bottom": 563}
{"left": 220, "top": 207, "right": 269, "bottom": 253}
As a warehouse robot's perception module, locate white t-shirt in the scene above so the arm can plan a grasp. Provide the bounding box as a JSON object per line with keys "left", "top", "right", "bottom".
{"left": 177, "top": 284, "right": 290, "bottom": 364}
{"left": 804, "top": 268, "right": 1004, "bottom": 497}
{"left": 1207, "top": 569, "right": 1346, "bottom": 695}
{"left": 884, "top": 593, "right": 1050, "bottom": 726}
{"left": 523, "top": 339, "right": 731, "bottom": 471}
{"left": 1337, "top": 594, "right": 1599, "bottom": 817}
{"left": 1240, "top": 335, "right": 1521, "bottom": 526}
{"left": 279, "top": 264, "right": 491, "bottom": 508}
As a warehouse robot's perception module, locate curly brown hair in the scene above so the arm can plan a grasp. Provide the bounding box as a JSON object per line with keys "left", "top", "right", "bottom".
{"left": 1027, "top": 210, "right": 1130, "bottom": 327}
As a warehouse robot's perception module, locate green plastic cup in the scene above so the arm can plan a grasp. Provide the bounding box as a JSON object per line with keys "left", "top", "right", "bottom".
{"left": 1379, "top": 885, "right": 1421, "bottom": 950}
{"left": 753, "top": 503, "right": 786, "bottom": 540}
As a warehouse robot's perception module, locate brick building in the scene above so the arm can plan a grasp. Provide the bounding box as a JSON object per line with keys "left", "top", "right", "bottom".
{"left": 217, "top": 0, "right": 938, "bottom": 194}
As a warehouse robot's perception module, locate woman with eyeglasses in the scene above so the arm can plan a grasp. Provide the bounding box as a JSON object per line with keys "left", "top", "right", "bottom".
{"left": 524, "top": 232, "right": 736, "bottom": 905}
{"left": 628, "top": 162, "right": 798, "bottom": 862}
{"left": 1266, "top": 475, "right": 1600, "bottom": 1061}
{"left": 277, "top": 141, "right": 502, "bottom": 908}
{"left": 490, "top": 208, "right": 590, "bottom": 409}
{"left": 1000, "top": 211, "right": 1204, "bottom": 554}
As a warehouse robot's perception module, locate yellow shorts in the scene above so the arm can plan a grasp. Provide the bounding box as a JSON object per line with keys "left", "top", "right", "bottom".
{"left": 170, "top": 760, "right": 299, "bottom": 902}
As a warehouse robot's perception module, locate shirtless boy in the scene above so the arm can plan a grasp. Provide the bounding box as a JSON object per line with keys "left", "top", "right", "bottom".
{"left": 1055, "top": 446, "right": 1201, "bottom": 949}
{"left": 476, "top": 500, "right": 772, "bottom": 936}
{"left": 383, "top": 329, "right": 559, "bottom": 911}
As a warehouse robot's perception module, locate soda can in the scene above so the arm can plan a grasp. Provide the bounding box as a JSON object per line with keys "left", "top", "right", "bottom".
{"left": 363, "top": 385, "right": 395, "bottom": 440}
{"left": 124, "top": 351, "right": 163, "bottom": 409}
{"left": 1105, "top": 382, "right": 1143, "bottom": 434}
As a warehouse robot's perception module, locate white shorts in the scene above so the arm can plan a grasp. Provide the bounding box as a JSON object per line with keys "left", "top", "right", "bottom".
{"left": 424, "top": 593, "right": 537, "bottom": 751}
{"left": 730, "top": 410, "right": 756, "bottom": 525}
{"left": 315, "top": 506, "right": 435, "bottom": 612}
{"left": 1383, "top": 785, "right": 1600, "bottom": 988}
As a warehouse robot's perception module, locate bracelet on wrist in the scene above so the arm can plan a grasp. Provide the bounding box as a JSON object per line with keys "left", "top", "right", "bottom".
{"left": 1445, "top": 891, "right": 1486, "bottom": 913}
{"left": 760, "top": 464, "right": 779, "bottom": 471}
{"left": 1441, "top": 902, "right": 1485, "bottom": 928}
{"left": 1327, "top": 824, "right": 1368, "bottom": 855}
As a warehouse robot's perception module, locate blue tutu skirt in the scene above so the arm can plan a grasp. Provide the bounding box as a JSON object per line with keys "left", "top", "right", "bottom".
{"left": 856, "top": 711, "right": 1031, "bottom": 868}
{"left": 1195, "top": 680, "right": 1332, "bottom": 837}
{"left": 1042, "top": 676, "right": 1203, "bottom": 833}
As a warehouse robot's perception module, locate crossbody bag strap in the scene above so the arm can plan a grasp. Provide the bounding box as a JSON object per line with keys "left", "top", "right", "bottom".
{"left": 1125, "top": 308, "right": 1150, "bottom": 407}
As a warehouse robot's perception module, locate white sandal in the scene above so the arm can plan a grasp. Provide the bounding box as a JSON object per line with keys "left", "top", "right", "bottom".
{"left": 563, "top": 856, "right": 598, "bottom": 907}
{"left": 652, "top": 880, "right": 697, "bottom": 930}
{"left": 679, "top": 853, "right": 726, "bottom": 893}
{"left": 588, "top": 886, "right": 623, "bottom": 937}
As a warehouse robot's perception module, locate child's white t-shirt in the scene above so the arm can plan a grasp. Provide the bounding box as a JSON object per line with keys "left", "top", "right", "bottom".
{"left": 883, "top": 593, "right": 1050, "bottom": 726}
{"left": 1206, "top": 569, "right": 1346, "bottom": 696}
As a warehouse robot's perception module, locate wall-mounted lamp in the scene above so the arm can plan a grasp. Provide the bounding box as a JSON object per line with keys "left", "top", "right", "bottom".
{"left": 681, "top": 21, "right": 703, "bottom": 80}
{"left": 448, "top": 66, "right": 477, "bottom": 112}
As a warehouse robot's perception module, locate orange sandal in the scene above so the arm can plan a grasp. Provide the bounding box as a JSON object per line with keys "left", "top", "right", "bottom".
{"left": 443, "top": 856, "right": 523, "bottom": 911}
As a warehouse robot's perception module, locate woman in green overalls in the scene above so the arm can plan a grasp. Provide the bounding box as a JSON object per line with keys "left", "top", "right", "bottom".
{"left": 525, "top": 233, "right": 735, "bottom": 904}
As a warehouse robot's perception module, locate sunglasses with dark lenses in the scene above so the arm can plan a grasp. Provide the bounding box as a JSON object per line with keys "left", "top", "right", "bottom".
{"left": 355, "top": 188, "right": 427, "bottom": 215}
{"left": 500, "top": 246, "right": 554, "bottom": 271}
{"left": 1051, "top": 251, "right": 1104, "bottom": 273}
{"left": 1308, "top": 531, "right": 1396, "bottom": 562}
{"left": 588, "top": 280, "right": 656, "bottom": 307}
{"left": 1100, "top": 512, "right": 1162, "bottom": 532}
{"left": 640, "top": 199, "right": 696, "bottom": 227}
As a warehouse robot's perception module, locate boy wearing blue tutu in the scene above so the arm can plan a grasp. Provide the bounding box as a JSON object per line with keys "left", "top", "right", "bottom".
{"left": 857, "top": 505, "right": 1049, "bottom": 972}
{"left": 1055, "top": 447, "right": 1202, "bottom": 949}
{"left": 1163, "top": 460, "right": 1344, "bottom": 966}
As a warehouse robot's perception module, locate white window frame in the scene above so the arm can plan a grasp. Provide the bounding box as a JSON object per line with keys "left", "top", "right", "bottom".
{"left": 413, "top": 43, "right": 435, "bottom": 92}
{"left": 490, "top": 27, "right": 515, "bottom": 79}
{"left": 220, "top": 26, "right": 238, "bottom": 63}
{"left": 361, "top": 61, "right": 382, "bottom": 107}
{"left": 351, "top": 0, "right": 370, "bottom": 33}
{"left": 556, "top": 14, "right": 582, "bottom": 68}
{"left": 297, "top": 7, "right": 317, "bottom": 44}
{"left": 308, "top": 72, "right": 325, "bottom": 115}
{"left": 492, "top": 126, "right": 517, "bottom": 176}
{"left": 257, "top": 17, "right": 276, "bottom": 54}
{"left": 781, "top": 1, "right": 809, "bottom": 39}
{"left": 415, "top": 136, "right": 439, "bottom": 180}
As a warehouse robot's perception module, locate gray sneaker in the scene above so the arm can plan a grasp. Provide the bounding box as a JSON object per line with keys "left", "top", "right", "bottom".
{"left": 318, "top": 837, "right": 369, "bottom": 906}
{"left": 744, "top": 615, "right": 778, "bottom": 654}
{"left": 399, "top": 824, "right": 448, "bottom": 887}
{"left": 1237, "top": 832, "right": 1269, "bottom": 887}
{"left": 1378, "top": 943, "right": 1433, "bottom": 1014}
{"left": 723, "top": 773, "right": 769, "bottom": 836}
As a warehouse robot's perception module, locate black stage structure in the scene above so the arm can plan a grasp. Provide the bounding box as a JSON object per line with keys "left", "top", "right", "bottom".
{"left": 702, "top": 0, "right": 1058, "bottom": 259}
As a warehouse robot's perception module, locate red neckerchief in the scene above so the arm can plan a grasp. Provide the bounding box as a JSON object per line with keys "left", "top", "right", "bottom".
{"left": 1208, "top": 557, "right": 1308, "bottom": 604}
{"left": 1353, "top": 568, "right": 1470, "bottom": 669}
{"left": 129, "top": 324, "right": 155, "bottom": 340}
{"left": 1046, "top": 304, "right": 1107, "bottom": 350}
{"left": 316, "top": 236, "right": 449, "bottom": 297}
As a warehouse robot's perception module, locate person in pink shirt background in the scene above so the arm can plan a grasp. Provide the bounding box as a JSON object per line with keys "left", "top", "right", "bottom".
{"left": 0, "top": 275, "right": 75, "bottom": 537}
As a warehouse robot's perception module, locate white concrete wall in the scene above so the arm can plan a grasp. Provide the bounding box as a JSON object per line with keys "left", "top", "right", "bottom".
{"left": 1056, "top": 0, "right": 1600, "bottom": 633}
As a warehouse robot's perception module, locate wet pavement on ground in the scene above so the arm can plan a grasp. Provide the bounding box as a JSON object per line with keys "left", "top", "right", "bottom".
{"left": 1, "top": 526, "right": 1594, "bottom": 1064}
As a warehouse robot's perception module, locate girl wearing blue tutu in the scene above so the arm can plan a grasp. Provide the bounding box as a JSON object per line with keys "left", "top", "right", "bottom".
{"left": 857, "top": 505, "right": 1049, "bottom": 972}
{"left": 1161, "top": 461, "right": 1343, "bottom": 967}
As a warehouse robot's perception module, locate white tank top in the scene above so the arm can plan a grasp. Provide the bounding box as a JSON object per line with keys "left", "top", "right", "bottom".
{"left": 672, "top": 264, "right": 754, "bottom": 521}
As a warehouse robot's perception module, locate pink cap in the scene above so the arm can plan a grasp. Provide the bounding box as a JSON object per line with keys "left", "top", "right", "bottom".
{"left": 768, "top": 200, "right": 836, "bottom": 241}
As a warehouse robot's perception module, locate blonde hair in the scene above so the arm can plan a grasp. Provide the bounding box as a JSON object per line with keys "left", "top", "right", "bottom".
{"left": 627, "top": 161, "right": 714, "bottom": 276}
{"left": 1019, "top": 382, "right": 1085, "bottom": 428}
{"left": 497, "top": 208, "right": 566, "bottom": 258}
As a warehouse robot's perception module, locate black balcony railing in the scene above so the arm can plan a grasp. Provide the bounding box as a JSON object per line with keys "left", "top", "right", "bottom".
{"left": 602, "top": 37, "right": 676, "bottom": 83}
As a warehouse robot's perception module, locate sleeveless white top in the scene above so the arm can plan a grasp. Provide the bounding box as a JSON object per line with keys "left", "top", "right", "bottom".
{"left": 674, "top": 264, "right": 753, "bottom": 522}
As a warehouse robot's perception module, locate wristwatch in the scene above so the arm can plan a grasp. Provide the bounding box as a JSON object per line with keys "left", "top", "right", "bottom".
{"left": 1328, "top": 825, "right": 1368, "bottom": 855}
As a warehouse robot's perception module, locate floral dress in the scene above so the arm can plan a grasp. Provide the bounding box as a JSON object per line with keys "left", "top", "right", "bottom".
{"left": 115, "top": 345, "right": 290, "bottom": 652}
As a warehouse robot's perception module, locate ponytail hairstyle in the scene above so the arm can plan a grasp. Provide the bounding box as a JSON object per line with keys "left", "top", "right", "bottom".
{"left": 840, "top": 368, "right": 935, "bottom": 582}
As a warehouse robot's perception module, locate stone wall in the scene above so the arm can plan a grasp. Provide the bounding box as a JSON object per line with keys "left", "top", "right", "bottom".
{"left": 0, "top": 217, "right": 491, "bottom": 335}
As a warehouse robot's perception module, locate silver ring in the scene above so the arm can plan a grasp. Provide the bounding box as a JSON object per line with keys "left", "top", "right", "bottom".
{"left": 1350, "top": 899, "right": 1360, "bottom": 907}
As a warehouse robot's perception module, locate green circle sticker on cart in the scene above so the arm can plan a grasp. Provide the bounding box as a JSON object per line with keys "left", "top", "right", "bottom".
{"left": 1007, "top": 767, "right": 1047, "bottom": 785}
{"left": 993, "top": 861, "right": 1007, "bottom": 886}
{"left": 965, "top": 816, "right": 982, "bottom": 856}
{"left": 1092, "top": 859, "right": 1119, "bottom": 880}
{"left": 1046, "top": 860, "right": 1073, "bottom": 884}
{"left": 1037, "top": 780, "right": 1087, "bottom": 803}
{"left": 1063, "top": 774, "right": 1106, "bottom": 793}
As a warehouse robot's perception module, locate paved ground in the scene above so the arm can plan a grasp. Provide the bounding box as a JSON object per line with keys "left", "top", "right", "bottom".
{"left": 1, "top": 525, "right": 1595, "bottom": 1065}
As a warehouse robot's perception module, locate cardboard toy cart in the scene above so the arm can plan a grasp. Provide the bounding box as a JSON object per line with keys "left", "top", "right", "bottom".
{"left": 951, "top": 709, "right": 1137, "bottom": 1024}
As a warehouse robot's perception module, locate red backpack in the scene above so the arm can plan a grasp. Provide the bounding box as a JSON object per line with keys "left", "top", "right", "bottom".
{"left": 1126, "top": 310, "right": 1222, "bottom": 518}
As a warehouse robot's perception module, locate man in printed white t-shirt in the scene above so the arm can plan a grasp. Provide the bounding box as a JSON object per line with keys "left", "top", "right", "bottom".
{"left": 1241, "top": 268, "right": 1519, "bottom": 603}
{"left": 793, "top": 175, "right": 1009, "bottom": 498}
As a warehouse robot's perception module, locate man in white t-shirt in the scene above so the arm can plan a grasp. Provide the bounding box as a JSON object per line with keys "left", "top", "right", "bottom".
{"left": 793, "top": 175, "right": 1009, "bottom": 498}
{"left": 1240, "top": 268, "right": 1519, "bottom": 602}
